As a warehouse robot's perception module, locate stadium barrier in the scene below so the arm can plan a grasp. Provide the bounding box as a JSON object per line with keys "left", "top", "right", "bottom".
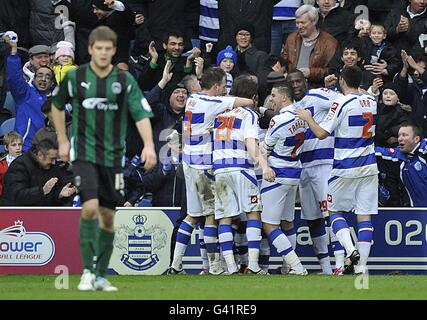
{"left": 1, "top": 207, "right": 427, "bottom": 275}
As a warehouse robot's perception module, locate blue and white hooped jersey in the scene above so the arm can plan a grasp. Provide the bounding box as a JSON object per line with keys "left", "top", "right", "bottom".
{"left": 293, "top": 88, "right": 342, "bottom": 168}
{"left": 226, "top": 72, "right": 233, "bottom": 95}
{"left": 273, "top": 0, "right": 300, "bottom": 21}
{"left": 263, "top": 105, "right": 306, "bottom": 185}
{"left": 183, "top": 93, "right": 236, "bottom": 169}
{"left": 320, "top": 93, "right": 378, "bottom": 178}
{"left": 254, "top": 127, "right": 267, "bottom": 182}
{"left": 199, "top": 0, "right": 219, "bottom": 42}
{"left": 213, "top": 106, "right": 259, "bottom": 174}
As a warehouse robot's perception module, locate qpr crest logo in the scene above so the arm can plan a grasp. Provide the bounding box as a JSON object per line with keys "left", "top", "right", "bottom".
{"left": 114, "top": 215, "right": 167, "bottom": 271}
{"left": 414, "top": 161, "right": 422, "bottom": 171}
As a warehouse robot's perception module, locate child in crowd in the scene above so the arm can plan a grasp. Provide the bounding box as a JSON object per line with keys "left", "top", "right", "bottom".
{"left": 362, "top": 24, "right": 401, "bottom": 84}
{"left": 326, "top": 39, "right": 371, "bottom": 90}
{"left": 216, "top": 45, "right": 237, "bottom": 94}
{"left": 52, "top": 41, "right": 77, "bottom": 85}
{"left": 0, "top": 131, "right": 23, "bottom": 198}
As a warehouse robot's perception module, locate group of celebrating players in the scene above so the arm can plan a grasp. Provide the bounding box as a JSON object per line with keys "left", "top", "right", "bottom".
{"left": 170, "top": 65, "right": 377, "bottom": 277}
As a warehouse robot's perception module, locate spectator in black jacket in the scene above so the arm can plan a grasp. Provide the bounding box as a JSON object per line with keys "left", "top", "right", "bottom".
{"left": 365, "top": 0, "right": 403, "bottom": 24}
{"left": 152, "top": 82, "right": 188, "bottom": 156}
{"left": 92, "top": 0, "right": 134, "bottom": 70}
{"left": 127, "top": 61, "right": 188, "bottom": 158}
{"left": 217, "top": 0, "right": 280, "bottom": 53}
{"left": 1, "top": 138, "right": 75, "bottom": 206}
{"left": 233, "top": 23, "right": 270, "bottom": 84}
{"left": 396, "top": 50, "right": 427, "bottom": 138}
{"left": 55, "top": 0, "right": 97, "bottom": 65}
{"left": 0, "top": 0, "right": 30, "bottom": 50}
{"left": 375, "top": 82, "right": 411, "bottom": 206}
{"left": 316, "top": 0, "right": 356, "bottom": 43}
{"left": 384, "top": 0, "right": 427, "bottom": 55}
{"left": 130, "top": 0, "right": 190, "bottom": 56}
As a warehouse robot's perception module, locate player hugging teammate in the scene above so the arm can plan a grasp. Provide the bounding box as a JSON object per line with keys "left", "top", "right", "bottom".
{"left": 169, "top": 65, "right": 376, "bottom": 276}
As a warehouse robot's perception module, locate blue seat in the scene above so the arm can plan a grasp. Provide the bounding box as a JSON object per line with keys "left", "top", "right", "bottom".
{"left": 0, "top": 117, "right": 16, "bottom": 136}
{"left": 3, "top": 92, "right": 16, "bottom": 117}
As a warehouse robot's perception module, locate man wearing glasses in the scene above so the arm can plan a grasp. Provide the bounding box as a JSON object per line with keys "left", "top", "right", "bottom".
{"left": 3, "top": 33, "right": 55, "bottom": 151}
{"left": 234, "top": 23, "right": 269, "bottom": 82}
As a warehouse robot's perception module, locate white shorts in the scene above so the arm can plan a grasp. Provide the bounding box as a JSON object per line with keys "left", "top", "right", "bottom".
{"left": 327, "top": 174, "right": 378, "bottom": 215}
{"left": 299, "top": 164, "right": 332, "bottom": 220}
{"left": 214, "top": 170, "right": 262, "bottom": 220}
{"left": 183, "top": 163, "right": 216, "bottom": 217}
{"left": 260, "top": 181, "right": 297, "bottom": 225}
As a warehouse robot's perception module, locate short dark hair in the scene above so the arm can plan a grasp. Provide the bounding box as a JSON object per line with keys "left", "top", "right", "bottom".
{"left": 400, "top": 121, "right": 424, "bottom": 138}
{"left": 35, "top": 65, "right": 55, "bottom": 78}
{"left": 286, "top": 68, "right": 305, "bottom": 79}
{"left": 264, "top": 55, "right": 287, "bottom": 69}
{"left": 413, "top": 54, "right": 427, "bottom": 65}
{"left": 200, "top": 67, "right": 226, "bottom": 90}
{"left": 272, "top": 83, "right": 293, "bottom": 100}
{"left": 340, "top": 65, "right": 362, "bottom": 88}
{"left": 229, "top": 75, "right": 258, "bottom": 98}
{"left": 340, "top": 39, "right": 363, "bottom": 57}
{"left": 163, "top": 31, "right": 185, "bottom": 45}
{"left": 89, "top": 26, "right": 117, "bottom": 47}
{"left": 35, "top": 138, "right": 58, "bottom": 155}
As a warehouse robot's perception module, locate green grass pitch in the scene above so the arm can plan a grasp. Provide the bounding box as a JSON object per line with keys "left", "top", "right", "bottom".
{"left": 1, "top": 274, "right": 427, "bottom": 300}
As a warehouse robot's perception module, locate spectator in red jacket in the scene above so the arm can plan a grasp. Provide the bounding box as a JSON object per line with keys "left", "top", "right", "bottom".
{"left": 0, "top": 131, "right": 23, "bottom": 199}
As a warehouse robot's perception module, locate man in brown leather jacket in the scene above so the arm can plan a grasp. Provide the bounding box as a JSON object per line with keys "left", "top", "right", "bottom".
{"left": 282, "top": 4, "right": 337, "bottom": 88}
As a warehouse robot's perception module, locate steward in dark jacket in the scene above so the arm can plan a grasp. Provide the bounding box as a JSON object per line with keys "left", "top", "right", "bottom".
{"left": 1, "top": 139, "right": 75, "bottom": 206}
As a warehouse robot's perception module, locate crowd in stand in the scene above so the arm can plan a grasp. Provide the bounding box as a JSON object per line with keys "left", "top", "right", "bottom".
{"left": 0, "top": 0, "right": 426, "bottom": 208}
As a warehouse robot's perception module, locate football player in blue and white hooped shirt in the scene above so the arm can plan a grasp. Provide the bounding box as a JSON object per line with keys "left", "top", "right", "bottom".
{"left": 287, "top": 69, "right": 343, "bottom": 274}
{"left": 213, "top": 76, "right": 275, "bottom": 275}
{"left": 169, "top": 67, "right": 254, "bottom": 275}
{"left": 260, "top": 84, "right": 308, "bottom": 276}
{"left": 296, "top": 66, "right": 378, "bottom": 275}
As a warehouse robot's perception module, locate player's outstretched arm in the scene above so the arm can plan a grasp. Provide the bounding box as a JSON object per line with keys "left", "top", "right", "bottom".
{"left": 295, "top": 109, "right": 329, "bottom": 140}
{"left": 135, "top": 118, "right": 157, "bottom": 170}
